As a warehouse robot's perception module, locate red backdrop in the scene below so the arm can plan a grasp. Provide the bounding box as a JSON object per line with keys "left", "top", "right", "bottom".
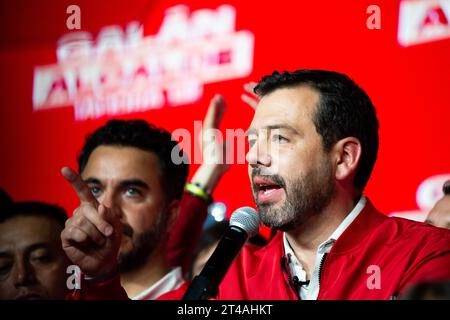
{"left": 1, "top": 0, "right": 449, "bottom": 222}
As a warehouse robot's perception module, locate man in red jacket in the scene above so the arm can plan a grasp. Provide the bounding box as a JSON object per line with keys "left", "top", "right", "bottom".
{"left": 163, "top": 69, "right": 450, "bottom": 300}
{"left": 60, "top": 95, "right": 229, "bottom": 300}
{"left": 64, "top": 69, "right": 450, "bottom": 300}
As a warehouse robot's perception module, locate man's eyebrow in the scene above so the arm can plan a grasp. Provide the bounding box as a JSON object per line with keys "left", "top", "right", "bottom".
{"left": 0, "top": 243, "right": 52, "bottom": 257}
{"left": 27, "top": 242, "right": 51, "bottom": 252}
{"left": 265, "top": 124, "right": 298, "bottom": 133}
{"left": 83, "top": 177, "right": 102, "bottom": 185}
{"left": 119, "top": 179, "right": 150, "bottom": 190}
{"left": 245, "top": 124, "right": 298, "bottom": 136}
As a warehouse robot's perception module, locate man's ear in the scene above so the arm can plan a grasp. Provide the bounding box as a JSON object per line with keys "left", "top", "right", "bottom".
{"left": 165, "top": 199, "right": 180, "bottom": 233}
{"left": 333, "top": 137, "right": 362, "bottom": 183}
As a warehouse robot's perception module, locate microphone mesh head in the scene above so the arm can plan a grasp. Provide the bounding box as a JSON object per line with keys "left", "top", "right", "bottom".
{"left": 229, "top": 207, "right": 260, "bottom": 237}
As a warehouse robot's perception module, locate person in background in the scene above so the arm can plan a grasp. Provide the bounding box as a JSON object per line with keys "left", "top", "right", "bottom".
{"left": 61, "top": 95, "right": 230, "bottom": 300}
{"left": 0, "top": 201, "right": 70, "bottom": 300}
{"left": 426, "top": 180, "right": 450, "bottom": 229}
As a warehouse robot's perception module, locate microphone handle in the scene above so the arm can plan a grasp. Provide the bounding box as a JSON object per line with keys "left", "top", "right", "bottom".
{"left": 182, "top": 226, "right": 247, "bottom": 300}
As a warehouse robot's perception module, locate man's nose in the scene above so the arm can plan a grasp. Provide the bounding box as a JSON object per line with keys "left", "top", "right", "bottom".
{"left": 13, "top": 260, "right": 36, "bottom": 287}
{"left": 246, "top": 141, "right": 272, "bottom": 168}
{"left": 99, "top": 191, "right": 125, "bottom": 223}
{"left": 100, "top": 190, "right": 117, "bottom": 209}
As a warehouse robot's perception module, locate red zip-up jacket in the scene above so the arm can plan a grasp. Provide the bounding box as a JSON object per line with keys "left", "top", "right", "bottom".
{"left": 72, "top": 198, "right": 450, "bottom": 300}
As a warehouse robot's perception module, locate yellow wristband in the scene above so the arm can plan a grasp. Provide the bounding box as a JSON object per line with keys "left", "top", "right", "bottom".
{"left": 185, "top": 183, "right": 211, "bottom": 203}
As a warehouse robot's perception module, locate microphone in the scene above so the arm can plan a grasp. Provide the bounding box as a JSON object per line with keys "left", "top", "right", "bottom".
{"left": 182, "top": 206, "right": 260, "bottom": 300}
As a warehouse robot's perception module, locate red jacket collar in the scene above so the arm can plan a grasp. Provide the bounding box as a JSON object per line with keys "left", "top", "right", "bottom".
{"left": 274, "top": 197, "right": 387, "bottom": 257}
{"left": 328, "top": 198, "right": 386, "bottom": 255}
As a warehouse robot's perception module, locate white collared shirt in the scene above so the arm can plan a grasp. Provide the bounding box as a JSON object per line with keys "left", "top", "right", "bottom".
{"left": 131, "top": 267, "right": 185, "bottom": 300}
{"left": 283, "top": 195, "right": 367, "bottom": 300}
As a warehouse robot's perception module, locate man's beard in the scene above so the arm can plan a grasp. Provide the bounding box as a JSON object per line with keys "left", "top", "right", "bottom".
{"left": 252, "top": 158, "right": 335, "bottom": 232}
{"left": 118, "top": 210, "right": 168, "bottom": 273}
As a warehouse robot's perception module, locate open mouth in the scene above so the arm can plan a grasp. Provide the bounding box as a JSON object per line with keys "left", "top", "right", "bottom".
{"left": 253, "top": 176, "right": 285, "bottom": 203}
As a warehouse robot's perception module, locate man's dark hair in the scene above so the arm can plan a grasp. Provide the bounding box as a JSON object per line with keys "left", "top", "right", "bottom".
{"left": 443, "top": 180, "right": 450, "bottom": 196}
{"left": 78, "top": 119, "right": 189, "bottom": 201}
{"left": 0, "top": 201, "right": 68, "bottom": 228}
{"left": 254, "top": 70, "right": 379, "bottom": 191}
